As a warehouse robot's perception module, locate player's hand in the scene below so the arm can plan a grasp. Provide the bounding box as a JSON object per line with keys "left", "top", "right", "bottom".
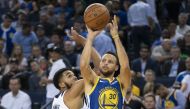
{"left": 109, "top": 15, "right": 119, "bottom": 39}
{"left": 86, "top": 25, "right": 101, "bottom": 39}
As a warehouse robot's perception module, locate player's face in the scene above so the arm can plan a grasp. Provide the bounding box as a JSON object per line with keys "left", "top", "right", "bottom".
{"left": 62, "top": 70, "right": 77, "bottom": 88}
{"left": 99, "top": 54, "right": 118, "bottom": 77}
{"left": 144, "top": 96, "right": 155, "bottom": 109}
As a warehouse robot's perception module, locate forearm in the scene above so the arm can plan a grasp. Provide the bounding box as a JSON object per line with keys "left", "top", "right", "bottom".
{"left": 80, "top": 36, "right": 94, "bottom": 69}
{"left": 78, "top": 35, "right": 101, "bottom": 68}
{"left": 113, "top": 36, "right": 129, "bottom": 67}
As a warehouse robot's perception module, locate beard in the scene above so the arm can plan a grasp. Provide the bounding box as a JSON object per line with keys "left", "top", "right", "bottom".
{"left": 100, "top": 69, "right": 114, "bottom": 77}
{"left": 65, "top": 82, "right": 71, "bottom": 89}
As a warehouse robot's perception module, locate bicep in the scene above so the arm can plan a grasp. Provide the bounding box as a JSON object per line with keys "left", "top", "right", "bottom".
{"left": 119, "top": 67, "right": 131, "bottom": 95}
{"left": 80, "top": 65, "right": 97, "bottom": 84}
{"left": 67, "top": 80, "right": 84, "bottom": 98}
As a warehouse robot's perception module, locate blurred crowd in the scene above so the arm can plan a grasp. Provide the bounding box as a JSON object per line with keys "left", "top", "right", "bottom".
{"left": 0, "top": 0, "right": 190, "bottom": 109}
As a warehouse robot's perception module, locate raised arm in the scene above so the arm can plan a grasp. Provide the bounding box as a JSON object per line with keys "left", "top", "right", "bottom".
{"left": 70, "top": 27, "right": 101, "bottom": 69}
{"left": 109, "top": 15, "right": 131, "bottom": 96}
{"left": 79, "top": 27, "right": 101, "bottom": 84}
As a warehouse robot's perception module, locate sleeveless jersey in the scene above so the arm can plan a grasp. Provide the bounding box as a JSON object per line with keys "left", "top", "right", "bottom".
{"left": 87, "top": 77, "right": 124, "bottom": 109}
{"left": 52, "top": 91, "right": 88, "bottom": 109}
{"left": 161, "top": 90, "right": 178, "bottom": 109}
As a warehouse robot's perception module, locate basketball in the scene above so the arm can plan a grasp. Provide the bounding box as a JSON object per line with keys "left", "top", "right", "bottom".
{"left": 84, "top": 3, "right": 110, "bottom": 31}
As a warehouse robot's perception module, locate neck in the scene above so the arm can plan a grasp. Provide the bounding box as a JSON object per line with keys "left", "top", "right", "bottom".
{"left": 179, "top": 24, "right": 185, "bottom": 28}
{"left": 101, "top": 74, "right": 114, "bottom": 81}
{"left": 141, "top": 57, "right": 147, "bottom": 61}
{"left": 12, "top": 91, "right": 19, "bottom": 96}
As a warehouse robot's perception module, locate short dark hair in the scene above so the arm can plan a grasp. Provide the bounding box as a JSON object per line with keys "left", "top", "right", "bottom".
{"left": 140, "top": 44, "right": 150, "bottom": 51}
{"left": 10, "top": 76, "right": 21, "bottom": 84}
{"left": 104, "top": 51, "right": 119, "bottom": 65}
{"left": 53, "top": 68, "right": 71, "bottom": 89}
{"left": 144, "top": 93, "right": 156, "bottom": 101}
{"left": 153, "top": 83, "right": 163, "bottom": 94}
{"left": 22, "top": 22, "right": 31, "bottom": 29}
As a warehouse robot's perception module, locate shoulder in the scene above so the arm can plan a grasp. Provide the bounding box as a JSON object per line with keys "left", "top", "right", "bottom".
{"left": 14, "top": 31, "right": 22, "bottom": 36}
{"left": 132, "top": 58, "right": 141, "bottom": 64}
{"left": 2, "top": 92, "right": 11, "bottom": 99}
{"left": 19, "top": 91, "right": 30, "bottom": 98}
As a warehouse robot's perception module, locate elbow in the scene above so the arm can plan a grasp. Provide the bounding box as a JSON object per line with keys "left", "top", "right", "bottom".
{"left": 80, "top": 60, "right": 88, "bottom": 69}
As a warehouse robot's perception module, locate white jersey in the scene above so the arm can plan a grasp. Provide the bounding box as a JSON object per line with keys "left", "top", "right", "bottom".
{"left": 52, "top": 91, "right": 89, "bottom": 109}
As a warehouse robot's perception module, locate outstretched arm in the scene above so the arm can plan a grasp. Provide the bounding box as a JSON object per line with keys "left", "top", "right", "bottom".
{"left": 109, "top": 15, "right": 131, "bottom": 96}
{"left": 70, "top": 27, "right": 101, "bottom": 69}
{"left": 80, "top": 27, "right": 101, "bottom": 84}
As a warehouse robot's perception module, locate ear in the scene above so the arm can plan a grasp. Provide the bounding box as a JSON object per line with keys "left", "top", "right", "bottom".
{"left": 115, "top": 65, "right": 119, "bottom": 71}
{"left": 59, "top": 81, "right": 65, "bottom": 88}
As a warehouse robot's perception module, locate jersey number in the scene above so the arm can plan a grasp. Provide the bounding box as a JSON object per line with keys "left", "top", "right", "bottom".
{"left": 109, "top": 94, "right": 116, "bottom": 99}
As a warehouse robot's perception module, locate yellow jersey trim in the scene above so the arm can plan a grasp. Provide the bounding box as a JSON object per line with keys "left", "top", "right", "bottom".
{"left": 116, "top": 77, "right": 125, "bottom": 97}
{"left": 88, "top": 77, "right": 100, "bottom": 95}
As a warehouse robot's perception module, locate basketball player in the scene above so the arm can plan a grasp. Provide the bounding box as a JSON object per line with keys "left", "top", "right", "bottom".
{"left": 52, "top": 68, "right": 86, "bottom": 109}
{"left": 52, "top": 28, "right": 101, "bottom": 109}
{"left": 80, "top": 15, "right": 131, "bottom": 109}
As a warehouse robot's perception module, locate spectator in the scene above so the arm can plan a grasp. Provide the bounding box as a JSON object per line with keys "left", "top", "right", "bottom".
{"left": 46, "top": 4, "right": 57, "bottom": 24}
{"left": 1, "top": 77, "right": 31, "bottom": 109}
{"left": 143, "top": 93, "right": 156, "bottom": 109}
{"left": 178, "top": 30, "right": 190, "bottom": 56}
{"left": 151, "top": 39, "right": 172, "bottom": 63}
{"left": 123, "top": 84, "right": 145, "bottom": 109}
{"left": 151, "top": 29, "right": 172, "bottom": 49}
{"left": 12, "top": 9, "right": 27, "bottom": 32}
{"left": 162, "top": 46, "right": 186, "bottom": 77}
{"left": 50, "top": 29, "right": 64, "bottom": 50}
{"left": 38, "top": 11, "right": 55, "bottom": 36}
{"left": 176, "top": 13, "right": 190, "bottom": 35}
{"left": 128, "top": 0, "right": 153, "bottom": 58}
{"left": 0, "top": 54, "right": 9, "bottom": 76}
{"left": 56, "top": 12, "right": 68, "bottom": 32}
{"left": 11, "top": 45, "right": 28, "bottom": 71}
{"left": 63, "top": 40, "right": 79, "bottom": 68}
{"left": 40, "top": 46, "right": 66, "bottom": 109}
{"left": 154, "top": 83, "right": 186, "bottom": 109}
{"left": 168, "top": 22, "right": 183, "bottom": 44}
{"left": 55, "top": 0, "right": 74, "bottom": 20}
{"left": 143, "top": 69, "right": 155, "bottom": 94}
{"left": 1, "top": 57, "right": 20, "bottom": 89}
{"left": 131, "top": 44, "right": 160, "bottom": 76}
{"left": 181, "top": 74, "right": 190, "bottom": 97}
{"left": 0, "top": 13, "right": 16, "bottom": 56}
{"left": 175, "top": 57, "right": 190, "bottom": 87}
{"left": 29, "top": 60, "right": 46, "bottom": 92}
{"left": 35, "top": 24, "right": 50, "bottom": 55}
{"left": 30, "top": 45, "right": 45, "bottom": 62}
{"left": 12, "top": 22, "right": 38, "bottom": 58}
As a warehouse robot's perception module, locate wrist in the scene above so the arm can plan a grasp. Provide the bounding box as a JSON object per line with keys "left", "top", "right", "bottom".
{"left": 112, "top": 34, "right": 119, "bottom": 39}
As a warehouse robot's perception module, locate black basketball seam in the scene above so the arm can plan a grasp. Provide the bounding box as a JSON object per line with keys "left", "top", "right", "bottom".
{"left": 84, "top": 10, "right": 109, "bottom": 25}
{"left": 84, "top": 5, "right": 101, "bottom": 17}
{"left": 86, "top": 9, "right": 110, "bottom": 30}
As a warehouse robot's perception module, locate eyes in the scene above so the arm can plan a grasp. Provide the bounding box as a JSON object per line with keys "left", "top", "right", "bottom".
{"left": 101, "top": 59, "right": 114, "bottom": 64}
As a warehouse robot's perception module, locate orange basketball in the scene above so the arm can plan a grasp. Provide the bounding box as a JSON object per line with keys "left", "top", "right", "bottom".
{"left": 84, "top": 3, "right": 110, "bottom": 31}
